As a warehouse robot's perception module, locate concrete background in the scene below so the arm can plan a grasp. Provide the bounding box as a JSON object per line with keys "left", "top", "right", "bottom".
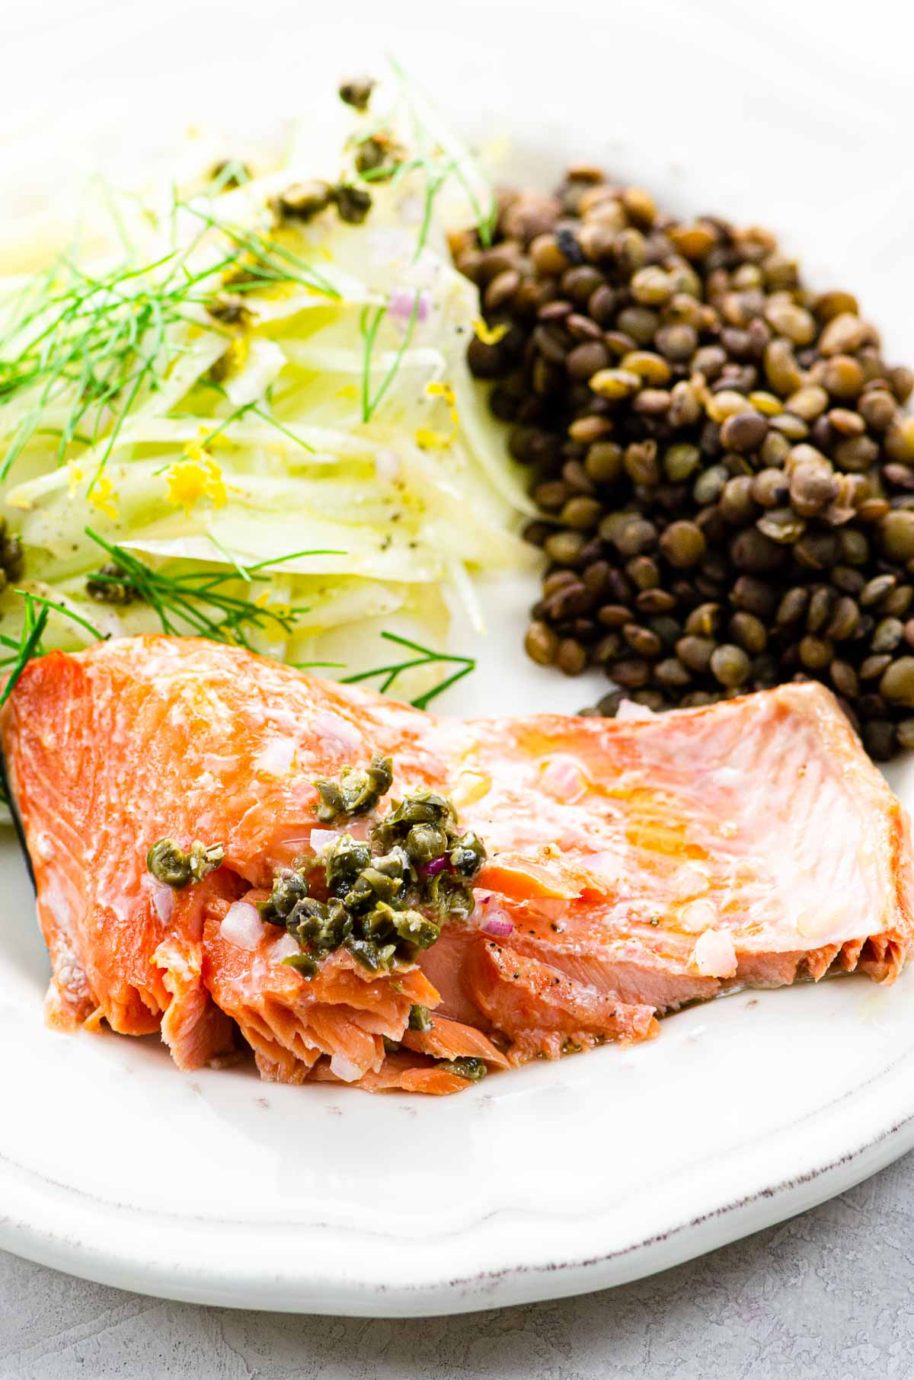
{"left": 2, "top": 1150, "right": 913, "bottom": 1379}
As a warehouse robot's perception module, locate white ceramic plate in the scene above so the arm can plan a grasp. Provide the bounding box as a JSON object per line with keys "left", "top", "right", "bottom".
{"left": 2, "top": 0, "right": 914, "bottom": 1317}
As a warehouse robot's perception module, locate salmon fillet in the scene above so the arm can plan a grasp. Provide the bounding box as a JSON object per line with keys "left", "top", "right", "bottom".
{"left": 3, "top": 635, "right": 912, "bottom": 1093}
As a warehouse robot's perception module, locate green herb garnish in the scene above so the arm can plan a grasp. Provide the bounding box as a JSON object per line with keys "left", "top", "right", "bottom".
{"left": 342, "top": 631, "right": 475, "bottom": 709}
{"left": 0, "top": 193, "right": 338, "bottom": 487}
{"left": 0, "top": 590, "right": 105, "bottom": 710}
{"left": 357, "top": 293, "right": 422, "bottom": 423}
{"left": 82, "top": 529, "right": 338, "bottom": 648}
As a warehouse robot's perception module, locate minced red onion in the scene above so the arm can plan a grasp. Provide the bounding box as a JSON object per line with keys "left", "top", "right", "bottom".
{"left": 310, "top": 827, "right": 343, "bottom": 854}
{"left": 389, "top": 286, "right": 430, "bottom": 325}
{"left": 312, "top": 710, "right": 361, "bottom": 754}
{"left": 254, "top": 736, "right": 296, "bottom": 776}
{"left": 616, "top": 699, "right": 656, "bottom": 723}
{"left": 541, "top": 755, "right": 586, "bottom": 802}
{"left": 330, "top": 1052, "right": 364, "bottom": 1083}
{"left": 421, "top": 855, "right": 448, "bottom": 878}
{"left": 481, "top": 909, "right": 514, "bottom": 938}
{"left": 220, "top": 901, "right": 265, "bottom": 951}
{"left": 270, "top": 933, "right": 300, "bottom": 963}
{"left": 151, "top": 881, "right": 174, "bottom": 924}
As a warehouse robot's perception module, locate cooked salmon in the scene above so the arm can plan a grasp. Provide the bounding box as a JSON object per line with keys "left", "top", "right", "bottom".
{"left": 3, "top": 635, "right": 912, "bottom": 1093}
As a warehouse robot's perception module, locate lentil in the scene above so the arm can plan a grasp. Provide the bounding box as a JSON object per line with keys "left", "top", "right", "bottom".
{"left": 457, "top": 164, "right": 914, "bottom": 757}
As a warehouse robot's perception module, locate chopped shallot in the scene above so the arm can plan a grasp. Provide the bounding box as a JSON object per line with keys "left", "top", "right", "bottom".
{"left": 220, "top": 901, "right": 265, "bottom": 951}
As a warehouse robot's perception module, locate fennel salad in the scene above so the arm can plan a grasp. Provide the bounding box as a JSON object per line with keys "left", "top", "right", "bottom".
{"left": 0, "top": 70, "right": 533, "bottom": 707}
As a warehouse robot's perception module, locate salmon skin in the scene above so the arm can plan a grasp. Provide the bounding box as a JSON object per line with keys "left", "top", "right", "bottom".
{"left": 3, "top": 635, "right": 912, "bottom": 1094}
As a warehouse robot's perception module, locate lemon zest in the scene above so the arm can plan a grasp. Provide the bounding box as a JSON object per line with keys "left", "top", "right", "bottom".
{"left": 415, "top": 427, "right": 454, "bottom": 451}
{"left": 88, "top": 474, "right": 119, "bottom": 521}
{"left": 472, "top": 318, "right": 509, "bottom": 346}
{"left": 254, "top": 589, "right": 292, "bottom": 618}
{"left": 164, "top": 446, "right": 228, "bottom": 514}
{"left": 418, "top": 381, "right": 460, "bottom": 449}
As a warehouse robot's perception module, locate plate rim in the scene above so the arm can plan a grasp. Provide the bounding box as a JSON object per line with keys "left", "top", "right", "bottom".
{"left": 2, "top": 1029, "right": 914, "bottom": 1315}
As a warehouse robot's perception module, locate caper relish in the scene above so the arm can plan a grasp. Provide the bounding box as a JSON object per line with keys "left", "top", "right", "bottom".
{"left": 260, "top": 757, "right": 486, "bottom": 977}
{"left": 314, "top": 753, "right": 393, "bottom": 823}
{"left": 147, "top": 838, "right": 225, "bottom": 889}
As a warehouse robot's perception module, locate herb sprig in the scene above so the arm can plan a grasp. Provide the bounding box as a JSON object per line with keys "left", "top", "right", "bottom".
{"left": 0, "top": 194, "right": 336, "bottom": 486}
{"left": 358, "top": 294, "right": 422, "bottom": 423}
{"left": 342, "top": 631, "right": 475, "bottom": 709}
{"left": 351, "top": 58, "right": 498, "bottom": 258}
{"left": 0, "top": 591, "right": 105, "bottom": 710}
{"left": 83, "top": 529, "right": 340, "bottom": 647}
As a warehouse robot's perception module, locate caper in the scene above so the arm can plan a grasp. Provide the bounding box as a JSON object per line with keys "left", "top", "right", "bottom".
{"left": 259, "top": 865, "right": 311, "bottom": 924}
{"left": 86, "top": 562, "right": 135, "bottom": 605}
{"left": 450, "top": 832, "right": 487, "bottom": 878}
{"left": 338, "top": 76, "right": 376, "bottom": 110}
{"left": 276, "top": 180, "right": 334, "bottom": 221}
{"left": 147, "top": 838, "right": 224, "bottom": 890}
{"left": 315, "top": 754, "right": 393, "bottom": 823}
{"left": 333, "top": 183, "right": 373, "bottom": 224}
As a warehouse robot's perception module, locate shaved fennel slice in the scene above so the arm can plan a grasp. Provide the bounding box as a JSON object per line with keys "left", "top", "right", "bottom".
{"left": 0, "top": 70, "right": 530, "bottom": 680}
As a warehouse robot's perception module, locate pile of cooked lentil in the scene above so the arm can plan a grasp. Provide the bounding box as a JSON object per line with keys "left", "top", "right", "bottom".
{"left": 452, "top": 169, "right": 914, "bottom": 759}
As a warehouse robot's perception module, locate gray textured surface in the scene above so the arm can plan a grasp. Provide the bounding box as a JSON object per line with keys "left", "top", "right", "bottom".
{"left": 2, "top": 1153, "right": 914, "bottom": 1378}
